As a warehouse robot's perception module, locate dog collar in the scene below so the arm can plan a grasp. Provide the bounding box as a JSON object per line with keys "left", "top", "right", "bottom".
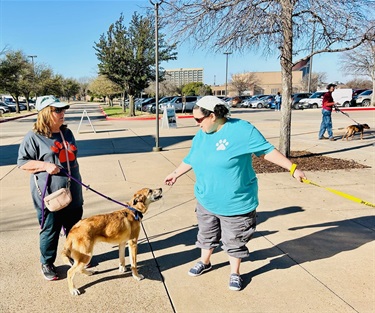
{"left": 127, "top": 206, "right": 143, "bottom": 221}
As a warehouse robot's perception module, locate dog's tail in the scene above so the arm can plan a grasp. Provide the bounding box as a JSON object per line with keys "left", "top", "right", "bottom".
{"left": 61, "top": 236, "right": 73, "bottom": 266}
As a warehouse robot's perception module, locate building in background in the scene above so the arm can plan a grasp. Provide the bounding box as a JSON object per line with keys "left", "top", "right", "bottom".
{"left": 164, "top": 68, "right": 204, "bottom": 87}
{"left": 211, "top": 71, "right": 304, "bottom": 97}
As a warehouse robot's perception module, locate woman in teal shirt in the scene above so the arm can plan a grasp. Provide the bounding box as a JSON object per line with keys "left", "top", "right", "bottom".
{"left": 164, "top": 96, "right": 306, "bottom": 291}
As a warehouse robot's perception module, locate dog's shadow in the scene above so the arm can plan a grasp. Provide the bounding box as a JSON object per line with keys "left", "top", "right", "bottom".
{"left": 78, "top": 270, "right": 132, "bottom": 295}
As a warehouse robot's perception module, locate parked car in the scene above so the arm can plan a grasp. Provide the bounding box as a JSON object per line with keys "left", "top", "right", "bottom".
{"left": 20, "top": 99, "right": 36, "bottom": 109}
{"left": 355, "top": 89, "right": 372, "bottom": 107}
{"left": 268, "top": 96, "right": 284, "bottom": 109}
{"left": 136, "top": 98, "right": 156, "bottom": 111}
{"left": 244, "top": 95, "right": 269, "bottom": 108}
{"left": 160, "top": 96, "right": 199, "bottom": 112}
{"left": 148, "top": 96, "right": 176, "bottom": 113}
{"left": 260, "top": 95, "right": 276, "bottom": 108}
{"left": 3, "top": 101, "right": 27, "bottom": 111}
{"left": 226, "top": 96, "right": 242, "bottom": 108}
{"left": 350, "top": 89, "right": 368, "bottom": 106}
{"left": 292, "top": 93, "right": 312, "bottom": 109}
{"left": 298, "top": 91, "right": 325, "bottom": 109}
{"left": 0, "top": 102, "right": 11, "bottom": 114}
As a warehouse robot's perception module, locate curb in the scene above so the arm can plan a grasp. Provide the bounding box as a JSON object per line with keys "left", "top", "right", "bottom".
{"left": 100, "top": 105, "right": 194, "bottom": 121}
{"left": 340, "top": 107, "right": 375, "bottom": 111}
{"left": 0, "top": 112, "right": 37, "bottom": 123}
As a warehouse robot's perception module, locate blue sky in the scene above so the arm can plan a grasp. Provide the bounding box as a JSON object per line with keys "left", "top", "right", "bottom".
{"left": 1, "top": 0, "right": 349, "bottom": 86}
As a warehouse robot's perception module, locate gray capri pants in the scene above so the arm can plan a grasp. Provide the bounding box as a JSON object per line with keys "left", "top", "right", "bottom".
{"left": 195, "top": 202, "right": 257, "bottom": 259}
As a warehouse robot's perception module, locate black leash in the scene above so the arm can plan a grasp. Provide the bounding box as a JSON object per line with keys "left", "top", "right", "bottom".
{"left": 59, "top": 167, "right": 143, "bottom": 220}
{"left": 334, "top": 106, "right": 361, "bottom": 125}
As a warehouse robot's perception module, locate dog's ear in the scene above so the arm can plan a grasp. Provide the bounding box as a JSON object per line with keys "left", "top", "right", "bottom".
{"left": 132, "top": 194, "right": 146, "bottom": 205}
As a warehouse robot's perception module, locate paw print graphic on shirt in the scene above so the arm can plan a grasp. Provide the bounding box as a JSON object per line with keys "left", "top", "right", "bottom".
{"left": 50, "top": 140, "right": 77, "bottom": 163}
{"left": 216, "top": 139, "right": 229, "bottom": 151}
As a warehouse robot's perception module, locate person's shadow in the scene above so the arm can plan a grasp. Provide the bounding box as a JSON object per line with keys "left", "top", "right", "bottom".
{"left": 241, "top": 215, "right": 375, "bottom": 287}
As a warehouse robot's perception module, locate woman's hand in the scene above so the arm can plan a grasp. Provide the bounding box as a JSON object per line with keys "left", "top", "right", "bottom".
{"left": 44, "top": 162, "right": 60, "bottom": 175}
{"left": 164, "top": 173, "right": 177, "bottom": 186}
{"left": 292, "top": 168, "right": 306, "bottom": 182}
{"left": 164, "top": 162, "right": 192, "bottom": 186}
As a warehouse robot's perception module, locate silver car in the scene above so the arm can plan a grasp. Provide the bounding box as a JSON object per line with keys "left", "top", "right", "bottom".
{"left": 160, "top": 96, "right": 200, "bottom": 112}
{"left": 355, "top": 90, "right": 372, "bottom": 107}
{"left": 0, "top": 102, "right": 10, "bottom": 114}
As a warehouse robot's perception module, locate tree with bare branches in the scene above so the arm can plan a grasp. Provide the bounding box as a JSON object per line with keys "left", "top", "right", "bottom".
{"left": 340, "top": 40, "right": 375, "bottom": 106}
{"left": 230, "top": 71, "right": 259, "bottom": 96}
{"left": 300, "top": 72, "right": 327, "bottom": 92}
{"left": 162, "top": 0, "right": 375, "bottom": 156}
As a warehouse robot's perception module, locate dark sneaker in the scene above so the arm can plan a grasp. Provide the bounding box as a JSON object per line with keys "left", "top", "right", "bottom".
{"left": 229, "top": 273, "right": 242, "bottom": 291}
{"left": 41, "top": 264, "right": 58, "bottom": 281}
{"left": 319, "top": 136, "right": 329, "bottom": 140}
{"left": 329, "top": 137, "right": 336, "bottom": 141}
{"left": 188, "top": 261, "right": 212, "bottom": 277}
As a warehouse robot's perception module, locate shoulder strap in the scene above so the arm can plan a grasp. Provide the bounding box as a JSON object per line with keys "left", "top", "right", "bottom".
{"left": 60, "top": 130, "right": 71, "bottom": 187}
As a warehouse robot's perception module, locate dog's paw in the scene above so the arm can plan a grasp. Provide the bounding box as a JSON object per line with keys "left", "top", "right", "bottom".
{"left": 82, "top": 269, "right": 95, "bottom": 276}
{"left": 119, "top": 265, "right": 128, "bottom": 273}
{"left": 71, "top": 288, "right": 81, "bottom": 296}
{"left": 132, "top": 273, "right": 144, "bottom": 281}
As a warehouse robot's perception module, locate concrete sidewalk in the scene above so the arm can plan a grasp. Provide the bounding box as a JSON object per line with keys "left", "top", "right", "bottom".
{"left": 0, "top": 103, "right": 374, "bottom": 313}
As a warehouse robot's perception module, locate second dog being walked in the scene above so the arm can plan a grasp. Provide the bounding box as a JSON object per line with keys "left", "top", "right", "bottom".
{"left": 342, "top": 124, "right": 370, "bottom": 140}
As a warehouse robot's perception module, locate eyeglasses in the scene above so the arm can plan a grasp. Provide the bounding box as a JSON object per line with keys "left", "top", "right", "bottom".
{"left": 52, "top": 106, "right": 69, "bottom": 113}
{"left": 194, "top": 116, "right": 209, "bottom": 123}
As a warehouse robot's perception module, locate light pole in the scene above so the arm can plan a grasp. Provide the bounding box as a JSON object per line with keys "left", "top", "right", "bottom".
{"left": 28, "top": 55, "right": 37, "bottom": 106}
{"left": 224, "top": 52, "right": 232, "bottom": 97}
{"left": 150, "top": 0, "right": 163, "bottom": 152}
{"left": 307, "top": 20, "right": 316, "bottom": 93}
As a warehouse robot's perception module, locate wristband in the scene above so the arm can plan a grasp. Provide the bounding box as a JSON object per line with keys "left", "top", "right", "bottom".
{"left": 290, "top": 164, "right": 297, "bottom": 177}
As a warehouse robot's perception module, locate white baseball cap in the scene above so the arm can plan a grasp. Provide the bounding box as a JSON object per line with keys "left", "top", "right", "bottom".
{"left": 35, "top": 95, "right": 69, "bottom": 112}
{"left": 196, "top": 96, "right": 231, "bottom": 111}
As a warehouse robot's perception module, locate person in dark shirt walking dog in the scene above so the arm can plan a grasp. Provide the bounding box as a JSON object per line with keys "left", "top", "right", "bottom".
{"left": 319, "top": 83, "right": 338, "bottom": 141}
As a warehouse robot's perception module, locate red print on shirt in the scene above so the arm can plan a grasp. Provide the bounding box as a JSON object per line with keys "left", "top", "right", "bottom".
{"left": 50, "top": 140, "right": 77, "bottom": 163}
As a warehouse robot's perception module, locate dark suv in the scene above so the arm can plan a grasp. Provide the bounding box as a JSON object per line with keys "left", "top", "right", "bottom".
{"left": 292, "top": 93, "right": 312, "bottom": 109}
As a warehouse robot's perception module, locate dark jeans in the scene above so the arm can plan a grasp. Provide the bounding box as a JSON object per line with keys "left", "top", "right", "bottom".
{"left": 37, "top": 206, "right": 83, "bottom": 265}
{"left": 319, "top": 109, "right": 333, "bottom": 138}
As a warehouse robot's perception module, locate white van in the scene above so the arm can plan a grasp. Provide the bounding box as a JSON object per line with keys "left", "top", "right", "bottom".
{"left": 332, "top": 88, "right": 352, "bottom": 107}
{"left": 0, "top": 95, "right": 14, "bottom": 103}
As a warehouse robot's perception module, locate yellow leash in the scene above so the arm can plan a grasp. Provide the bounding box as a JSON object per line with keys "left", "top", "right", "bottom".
{"left": 301, "top": 178, "right": 375, "bottom": 208}
{"left": 290, "top": 163, "right": 374, "bottom": 208}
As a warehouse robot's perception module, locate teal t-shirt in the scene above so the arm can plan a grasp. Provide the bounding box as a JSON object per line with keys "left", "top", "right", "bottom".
{"left": 183, "top": 118, "right": 274, "bottom": 216}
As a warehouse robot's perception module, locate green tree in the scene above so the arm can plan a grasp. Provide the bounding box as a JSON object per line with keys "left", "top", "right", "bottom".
{"left": 78, "top": 77, "right": 93, "bottom": 101}
{"left": 182, "top": 82, "right": 211, "bottom": 96}
{"left": 163, "top": 0, "right": 374, "bottom": 156}
{"left": 62, "top": 78, "right": 80, "bottom": 101}
{"left": 88, "top": 75, "right": 123, "bottom": 106}
{"left": 36, "top": 67, "right": 64, "bottom": 97}
{"left": 0, "top": 50, "right": 29, "bottom": 113}
{"left": 94, "top": 12, "right": 177, "bottom": 116}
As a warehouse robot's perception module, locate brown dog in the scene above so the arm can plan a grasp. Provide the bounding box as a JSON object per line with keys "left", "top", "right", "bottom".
{"left": 61, "top": 188, "right": 162, "bottom": 295}
{"left": 342, "top": 124, "right": 370, "bottom": 140}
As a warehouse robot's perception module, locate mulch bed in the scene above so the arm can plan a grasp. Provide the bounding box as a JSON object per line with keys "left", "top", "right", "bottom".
{"left": 253, "top": 150, "right": 370, "bottom": 173}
